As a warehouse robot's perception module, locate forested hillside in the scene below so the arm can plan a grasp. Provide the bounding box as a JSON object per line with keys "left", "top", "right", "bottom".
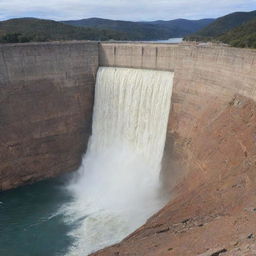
{"left": 185, "top": 10, "right": 256, "bottom": 48}
{"left": 0, "top": 18, "right": 127, "bottom": 43}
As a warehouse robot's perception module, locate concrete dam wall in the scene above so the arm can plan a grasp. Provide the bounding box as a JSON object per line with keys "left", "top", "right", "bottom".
{"left": 1, "top": 41, "right": 256, "bottom": 255}
{"left": 0, "top": 42, "right": 98, "bottom": 190}
{"left": 0, "top": 41, "right": 256, "bottom": 194}
{"left": 100, "top": 42, "right": 256, "bottom": 134}
{"left": 99, "top": 42, "right": 256, "bottom": 190}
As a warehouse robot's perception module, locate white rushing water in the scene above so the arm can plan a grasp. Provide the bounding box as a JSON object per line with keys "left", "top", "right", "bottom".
{"left": 61, "top": 67, "right": 174, "bottom": 256}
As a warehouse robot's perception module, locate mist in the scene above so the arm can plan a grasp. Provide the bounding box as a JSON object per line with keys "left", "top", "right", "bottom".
{"left": 59, "top": 67, "right": 174, "bottom": 255}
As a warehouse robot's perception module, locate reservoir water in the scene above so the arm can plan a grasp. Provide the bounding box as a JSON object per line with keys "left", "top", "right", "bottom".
{"left": 0, "top": 175, "right": 73, "bottom": 256}
{"left": 153, "top": 37, "right": 183, "bottom": 43}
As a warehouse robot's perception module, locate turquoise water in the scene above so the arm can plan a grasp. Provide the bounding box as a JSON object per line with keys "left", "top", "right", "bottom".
{"left": 0, "top": 175, "right": 74, "bottom": 256}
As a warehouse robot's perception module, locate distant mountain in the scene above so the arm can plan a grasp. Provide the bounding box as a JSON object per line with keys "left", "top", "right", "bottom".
{"left": 62, "top": 18, "right": 171, "bottom": 40}
{"left": 61, "top": 18, "right": 215, "bottom": 40}
{"left": 187, "top": 10, "right": 256, "bottom": 39}
{"left": 0, "top": 18, "right": 128, "bottom": 43}
{"left": 0, "top": 16, "right": 215, "bottom": 44}
{"left": 218, "top": 18, "right": 256, "bottom": 48}
{"left": 145, "top": 18, "right": 214, "bottom": 35}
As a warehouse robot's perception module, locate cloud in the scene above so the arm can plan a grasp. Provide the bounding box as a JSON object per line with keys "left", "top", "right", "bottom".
{"left": 0, "top": 0, "right": 256, "bottom": 21}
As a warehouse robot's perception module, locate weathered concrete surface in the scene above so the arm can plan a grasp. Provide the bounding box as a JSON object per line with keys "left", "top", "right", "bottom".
{"left": 100, "top": 43, "right": 256, "bottom": 132}
{"left": 100, "top": 42, "right": 256, "bottom": 183}
{"left": 0, "top": 41, "right": 98, "bottom": 190}
{"left": 92, "top": 43, "right": 256, "bottom": 255}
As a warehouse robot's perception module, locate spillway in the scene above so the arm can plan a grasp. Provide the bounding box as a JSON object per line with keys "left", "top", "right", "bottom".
{"left": 91, "top": 67, "right": 174, "bottom": 170}
{"left": 60, "top": 67, "right": 174, "bottom": 255}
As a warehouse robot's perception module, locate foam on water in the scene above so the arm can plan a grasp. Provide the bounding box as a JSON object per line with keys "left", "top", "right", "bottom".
{"left": 60, "top": 67, "right": 174, "bottom": 255}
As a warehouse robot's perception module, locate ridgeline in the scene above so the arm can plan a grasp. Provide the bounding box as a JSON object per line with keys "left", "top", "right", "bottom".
{"left": 185, "top": 10, "right": 256, "bottom": 49}
{"left": 0, "top": 17, "right": 214, "bottom": 43}
{"left": 0, "top": 18, "right": 128, "bottom": 43}
{"left": 61, "top": 18, "right": 214, "bottom": 40}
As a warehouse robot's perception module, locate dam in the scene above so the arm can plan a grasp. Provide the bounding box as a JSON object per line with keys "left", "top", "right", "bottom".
{"left": 1, "top": 41, "right": 256, "bottom": 255}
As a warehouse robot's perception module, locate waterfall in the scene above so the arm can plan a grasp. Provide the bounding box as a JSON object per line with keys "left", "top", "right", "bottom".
{"left": 91, "top": 67, "right": 174, "bottom": 171}
{"left": 62, "top": 67, "right": 174, "bottom": 256}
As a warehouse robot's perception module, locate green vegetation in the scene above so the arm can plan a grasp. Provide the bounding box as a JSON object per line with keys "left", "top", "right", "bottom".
{"left": 146, "top": 19, "right": 214, "bottom": 36}
{"left": 190, "top": 11, "right": 256, "bottom": 37}
{"left": 0, "top": 18, "right": 128, "bottom": 43}
{"left": 1, "top": 12, "right": 255, "bottom": 48}
{"left": 0, "top": 17, "right": 214, "bottom": 44}
{"left": 218, "top": 18, "right": 256, "bottom": 48}
{"left": 185, "top": 10, "right": 256, "bottom": 49}
{"left": 62, "top": 18, "right": 170, "bottom": 40}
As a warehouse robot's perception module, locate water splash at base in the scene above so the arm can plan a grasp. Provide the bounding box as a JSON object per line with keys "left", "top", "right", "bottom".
{"left": 61, "top": 67, "right": 174, "bottom": 255}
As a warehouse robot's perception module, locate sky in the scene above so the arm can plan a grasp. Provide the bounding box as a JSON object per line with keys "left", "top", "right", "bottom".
{"left": 0, "top": 0, "right": 256, "bottom": 21}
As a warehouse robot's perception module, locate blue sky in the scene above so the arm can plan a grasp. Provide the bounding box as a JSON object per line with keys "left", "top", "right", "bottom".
{"left": 0, "top": 0, "right": 256, "bottom": 21}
